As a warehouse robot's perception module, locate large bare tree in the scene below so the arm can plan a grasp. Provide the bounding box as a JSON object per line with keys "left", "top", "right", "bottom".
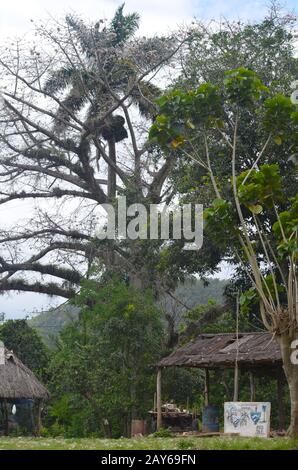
{"left": 0, "top": 6, "right": 183, "bottom": 300}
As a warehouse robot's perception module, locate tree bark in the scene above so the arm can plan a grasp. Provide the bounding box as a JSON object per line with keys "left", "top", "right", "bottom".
{"left": 277, "top": 332, "right": 298, "bottom": 437}
{"left": 277, "top": 373, "right": 286, "bottom": 431}
{"left": 108, "top": 138, "right": 116, "bottom": 200}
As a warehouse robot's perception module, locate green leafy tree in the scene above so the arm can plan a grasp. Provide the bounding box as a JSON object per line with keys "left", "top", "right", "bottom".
{"left": 180, "top": 6, "right": 298, "bottom": 92}
{"left": 168, "top": 7, "right": 298, "bottom": 308}
{"left": 0, "top": 319, "right": 49, "bottom": 379}
{"left": 120, "top": 8, "right": 298, "bottom": 324}
{"left": 150, "top": 68, "right": 298, "bottom": 435}
{"left": 48, "top": 278, "right": 163, "bottom": 437}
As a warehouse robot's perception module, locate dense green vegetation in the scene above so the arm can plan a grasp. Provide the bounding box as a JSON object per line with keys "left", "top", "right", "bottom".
{"left": 0, "top": 319, "right": 50, "bottom": 380}
{"left": 1, "top": 287, "right": 289, "bottom": 439}
{"left": 28, "top": 278, "right": 226, "bottom": 347}
{"left": 45, "top": 278, "right": 163, "bottom": 438}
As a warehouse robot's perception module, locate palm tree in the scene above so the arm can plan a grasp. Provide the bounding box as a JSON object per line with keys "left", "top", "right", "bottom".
{"left": 43, "top": 4, "right": 160, "bottom": 199}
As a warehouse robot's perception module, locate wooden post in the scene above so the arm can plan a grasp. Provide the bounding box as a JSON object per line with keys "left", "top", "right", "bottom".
{"left": 102, "top": 418, "right": 112, "bottom": 438}
{"left": 249, "top": 371, "right": 255, "bottom": 401}
{"left": 233, "top": 293, "right": 240, "bottom": 402}
{"left": 233, "top": 365, "right": 239, "bottom": 401}
{"left": 277, "top": 373, "right": 285, "bottom": 430}
{"left": 156, "top": 368, "right": 162, "bottom": 431}
{"left": 204, "top": 369, "right": 210, "bottom": 406}
{"left": 3, "top": 400, "right": 8, "bottom": 436}
{"left": 35, "top": 400, "right": 42, "bottom": 436}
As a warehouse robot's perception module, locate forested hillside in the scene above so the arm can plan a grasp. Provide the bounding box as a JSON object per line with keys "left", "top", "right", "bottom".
{"left": 28, "top": 278, "right": 227, "bottom": 347}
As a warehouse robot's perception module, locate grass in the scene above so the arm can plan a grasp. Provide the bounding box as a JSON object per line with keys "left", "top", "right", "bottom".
{"left": 0, "top": 436, "right": 297, "bottom": 450}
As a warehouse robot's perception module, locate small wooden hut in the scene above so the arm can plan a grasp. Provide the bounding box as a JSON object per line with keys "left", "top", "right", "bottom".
{"left": 0, "top": 341, "right": 50, "bottom": 435}
{"left": 155, "top": 332, "right": 286, "bottom": 431}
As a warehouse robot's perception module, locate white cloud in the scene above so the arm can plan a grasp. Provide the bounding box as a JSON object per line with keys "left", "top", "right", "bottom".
{"left": 0, "top": 0, "right": 288, "bottom": 42}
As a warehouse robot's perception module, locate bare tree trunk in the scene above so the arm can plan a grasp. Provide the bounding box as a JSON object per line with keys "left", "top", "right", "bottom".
{"left": 108, "top": 138, "right": 116, "bottom": 200}
{"left": 277, "top": 373, "right": 286, "bottom": 431}
{"left": 277, "top": 332, "right": 298, "bottom": 437}
{"left": 130, "top": 377, "right": 138, "bottom": 421}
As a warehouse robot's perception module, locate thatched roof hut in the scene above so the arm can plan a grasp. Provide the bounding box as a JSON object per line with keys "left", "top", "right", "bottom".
{"left": 157, "top": 332, "right": 282, "bottom": 371}
{"left": 0, "top": 341, "right": 49, "bottom": 400}
{"left": 0, "top": 341, "right": 49, "bottom": 435}
{"left": 155, "top": 332, "right": 287, "bottom": 431}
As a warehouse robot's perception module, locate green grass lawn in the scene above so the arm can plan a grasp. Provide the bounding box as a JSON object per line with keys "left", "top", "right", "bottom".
{"left": 0, "top": 436, "right": 297, "bottom": 450}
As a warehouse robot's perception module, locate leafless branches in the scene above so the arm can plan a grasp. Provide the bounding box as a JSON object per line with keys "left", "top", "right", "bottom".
{"left": 0, "top": 15, "right": 182, "bottom": 298}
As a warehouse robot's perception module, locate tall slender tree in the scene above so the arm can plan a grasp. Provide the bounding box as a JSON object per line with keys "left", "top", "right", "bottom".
{"left": 150, "top": 67, "right": 298, "bottom": 435}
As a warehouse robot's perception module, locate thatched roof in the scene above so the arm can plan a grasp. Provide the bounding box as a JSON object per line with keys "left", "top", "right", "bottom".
{"left": 157, "top": 332, "right": 282, "bottom": 370}
{"left": 0, "top": 344, "right": 50, "bottom": 400}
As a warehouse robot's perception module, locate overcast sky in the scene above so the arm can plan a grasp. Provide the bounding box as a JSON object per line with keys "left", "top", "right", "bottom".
{"left": 1, "top": 0, "right": 297, "bottom": 39}
{"left": 0, "top": 0, "right": 297, "bottom": 319}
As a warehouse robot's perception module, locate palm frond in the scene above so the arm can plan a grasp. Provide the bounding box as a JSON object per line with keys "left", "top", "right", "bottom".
{"left": 110, "top": 3, "right": 140, "bottom": 45}
{"left": 48, "top": 6, "right": 142, "bottom": 134}
{"left": 65, "top": 15, "right": 93, "bottom": 56}
{"left": 44, "top": 66, "right": 75, "bottom": 94}
{"left": 131, "top": 81, "right": 161, "bottom": 118}
{"left": 53, "top": 85, "right": 88, "bottom": 132}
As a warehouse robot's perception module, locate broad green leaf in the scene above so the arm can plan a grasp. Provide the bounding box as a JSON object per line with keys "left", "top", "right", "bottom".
{"left": 248, "top": 204, "right": 263, "bottom": 214}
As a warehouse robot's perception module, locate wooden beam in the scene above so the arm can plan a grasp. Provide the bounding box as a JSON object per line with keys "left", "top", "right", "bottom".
{"left": 156, "top": 368, "right": 162, "bottom": 431}
{"left": 249, "top": 371, "right": 255, "bottom": 401}
{"left": 204, "top": 369, "right": 210, "bottom": 406}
